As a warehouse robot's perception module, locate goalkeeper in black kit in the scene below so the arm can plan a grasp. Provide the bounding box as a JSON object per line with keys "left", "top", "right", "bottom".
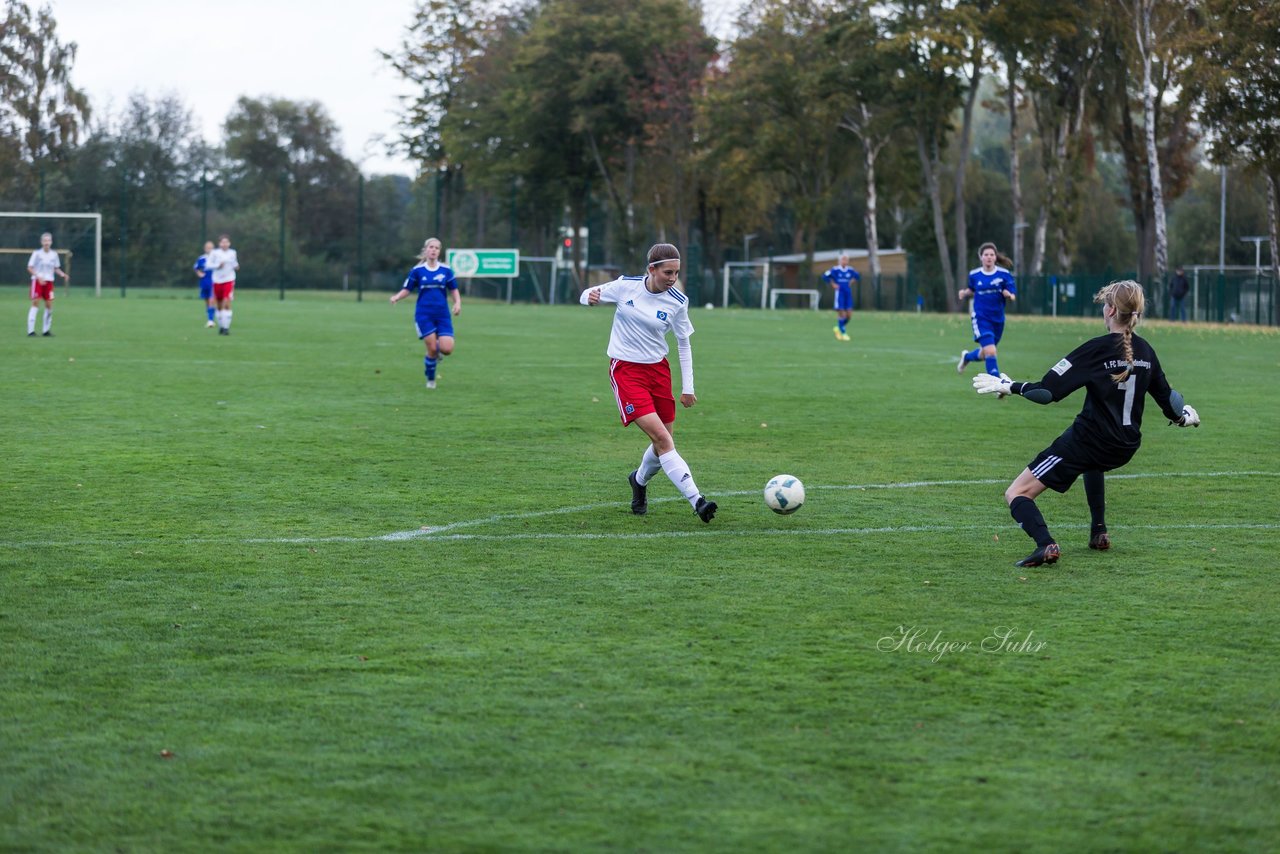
{"left": 973, "top": 281, "right": 1201, "bottom": 568}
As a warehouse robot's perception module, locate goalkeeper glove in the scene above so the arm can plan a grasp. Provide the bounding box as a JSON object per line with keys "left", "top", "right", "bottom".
{"left": 1175, "top": 404, "right": 1200, "bottom": 428}
{"left": 973, "top": 373, "right": 1014, "bottom": 396}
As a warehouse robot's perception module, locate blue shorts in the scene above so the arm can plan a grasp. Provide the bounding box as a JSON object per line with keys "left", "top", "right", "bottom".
{"left": 972, "top": 317, "right": 1004, "bottom": 348}
{"left": 415, "top": 306, "right": 454, "bottom": 339}
{"left": 199, "top": 282, "right": 213, "bottom": 300}
{"left": 834, "top": 286, "right": 854, "bottom": 311}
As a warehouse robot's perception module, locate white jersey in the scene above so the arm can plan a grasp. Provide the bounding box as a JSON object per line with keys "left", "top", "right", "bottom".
{"left": 582, "top": 275, "right": 694, "bottom": 364}
{"left": 207, "top": 247, "right": 239, "bottom": 284}
{"left": 27, "top": 248, "right": 60, "bottom": 282}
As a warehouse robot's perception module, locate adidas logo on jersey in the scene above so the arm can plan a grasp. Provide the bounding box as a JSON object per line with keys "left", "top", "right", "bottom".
{"left": 625, "top": 299, "right": 635, "bottom": 306}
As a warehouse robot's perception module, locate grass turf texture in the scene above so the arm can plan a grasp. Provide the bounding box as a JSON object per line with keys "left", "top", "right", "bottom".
{"left": 2, "top": 288, "right": 1278, "bottom": 851}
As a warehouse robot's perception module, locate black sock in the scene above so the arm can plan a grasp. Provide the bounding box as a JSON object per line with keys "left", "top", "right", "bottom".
{"left": 1009, "top": 496, "right": 1055, "bottom": 548}
{"left": 1083, "top": 470, "right": 1106, "bottom": 532}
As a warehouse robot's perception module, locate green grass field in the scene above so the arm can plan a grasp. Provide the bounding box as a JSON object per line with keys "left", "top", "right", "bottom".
{"left": 2, "top": 287, "right": 1278, "bottom": 852}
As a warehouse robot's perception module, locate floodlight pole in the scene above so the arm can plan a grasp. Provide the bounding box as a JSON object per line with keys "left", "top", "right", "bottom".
{"left": 1219, "top": 166, "right": 1227, "bottom": 272}
{"left": 356, "top": 173, "right": 365, "bottom": 303}
{"left": 743, "top": 233, "right": 757, "bottom": 262}
{"left": 279, "top": 171, "right": 287, "bottom": 301}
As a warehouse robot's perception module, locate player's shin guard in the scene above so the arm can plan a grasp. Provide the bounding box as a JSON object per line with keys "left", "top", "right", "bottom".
{"left": 636, "top": 445, "right": 662, "bottom": 486}
{"left": 658, "top": 449, "right": 701, "bottom": 507}
{"left": 27, "top": 307, "right": 38, "bottom": 334}
{"left": 1009, "top": 496, "right": 1054, "bottom": 547}
{"left": 423, "top": 356, "right": 437, "bottom": 381}
{"left": 1083, "top": 470, "right": 1106, "bottom": 532}
{"left": 984, "top": 355, "right": 1000, "bottom": 377}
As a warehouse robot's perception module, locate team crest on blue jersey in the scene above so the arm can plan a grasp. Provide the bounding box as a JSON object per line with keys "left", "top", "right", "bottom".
{"left": 656, "top": 310, "right": 668, "bottom": 320}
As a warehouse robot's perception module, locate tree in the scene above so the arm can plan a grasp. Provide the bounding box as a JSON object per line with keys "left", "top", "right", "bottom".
{"left": 1117, "top": 0, "right": 1201, "bottom": 284}
{"left": 1093, "top": 3, "right": 1200, "bottom": 282}
{"left": 706, "top": 0, "right": 856, "bottom": 275}
{"left": 1200, "top": 0, "right": 1280, "bottom": 320}
{"left": 885, "top": 0, "right": 966, "bottom": 306}
{"left": 509, "top": 0, "right": 710, "bottom": 270}
{"left": 382, "top": 0, "right": 489, "bottom": 167}
{"left": 1023, "top": 0, "right": 1103, "bottom": 275}
{"left": 0, "top": 0, "right": 89, "bottom": 197}
{"left": 826, "top": 4, "right": 903, "bottom": 288}
{"left": 221, "top": 97, "right": 359, "bottom": 262}
{"left": 949, "top": 0, "right": 991, "bottom": 289}
{"left": 981, "top": 0, "right": 1050, "bottom": 277}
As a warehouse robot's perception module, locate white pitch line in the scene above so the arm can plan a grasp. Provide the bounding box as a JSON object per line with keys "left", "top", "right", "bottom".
{"left": 1, "top": 471, "right": 1275, "bottom": 549}
{"left": 375, "top": 470, "right": 1279, "bottom": 541}
{"left": 369, "top": 522, "right": 1280, "bottom": 543}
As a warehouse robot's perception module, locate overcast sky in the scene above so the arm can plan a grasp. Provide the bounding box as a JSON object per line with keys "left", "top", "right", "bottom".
{"left": 50, "top": 0, "right": 747, "bottom": 178}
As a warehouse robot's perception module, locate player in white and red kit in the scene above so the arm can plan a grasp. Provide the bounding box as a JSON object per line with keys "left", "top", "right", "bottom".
{"left": 207, "top": 234, "right": 239, "bottom": 335}
{"left": 580, "top": 243, "right": 717, "bottom": 523}
{"left": 26, "top": 232, "right": 69, "bottom": 336}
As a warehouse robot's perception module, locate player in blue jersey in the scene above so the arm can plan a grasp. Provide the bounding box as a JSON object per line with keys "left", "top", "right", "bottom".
{"left": 823, "top": 253, "right": 861, "bottom": 341}
{"left": 956, "top": 242, "right": 1017, "bottom": 377}
{"left": 390, "top": 237, "right": 462, "bottom": 389}
{"left": 193, "top": 241, "right": 215, "bottom": 327}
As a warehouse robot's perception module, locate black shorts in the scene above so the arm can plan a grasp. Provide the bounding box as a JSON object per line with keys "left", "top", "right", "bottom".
{"left": 1027, "top": 427, "right": 1136, "bottom": 493}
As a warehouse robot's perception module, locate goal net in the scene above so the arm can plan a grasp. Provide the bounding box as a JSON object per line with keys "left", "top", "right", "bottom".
{"left": 0, "top": 212, "right": 102, "bottom": 295}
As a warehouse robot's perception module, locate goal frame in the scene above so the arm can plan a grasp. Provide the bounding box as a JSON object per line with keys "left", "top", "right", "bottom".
{"left": 0, "top": 212, "right": 102, "bottom": 296}
{"left": 721, "top": 260, "right": 772, "bottom": 309}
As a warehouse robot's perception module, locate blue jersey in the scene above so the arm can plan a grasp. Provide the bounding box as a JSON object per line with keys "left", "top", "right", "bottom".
{"left": 823, "top": 265, "right": 861, "bottom": 290}
{"left": 194, "top": 254, "right": 212, "bottom": 287}
{"left": 968, "top": 266, "right": 1016, "bottom": 322}
{"left": 403, "top": 263, "right": 458, "bottom": 311}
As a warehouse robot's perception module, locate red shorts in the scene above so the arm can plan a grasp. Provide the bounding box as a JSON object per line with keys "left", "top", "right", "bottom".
{"left": 213, "top": 281, "right": 235, "bottom": 302}
{"left": 609, "top": 358, "right": 675, "bottom": 426}
{"left": 30, "top": 280, "right": 54, "bottom": 301}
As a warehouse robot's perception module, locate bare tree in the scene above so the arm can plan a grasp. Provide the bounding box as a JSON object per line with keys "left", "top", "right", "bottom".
{"left": 1120, "top": 0, "right": 1185, "bottom": 284}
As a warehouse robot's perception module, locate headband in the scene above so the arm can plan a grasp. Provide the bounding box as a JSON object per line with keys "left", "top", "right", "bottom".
{"left": 648, "top": 256, "right": 680, "bottom": 268}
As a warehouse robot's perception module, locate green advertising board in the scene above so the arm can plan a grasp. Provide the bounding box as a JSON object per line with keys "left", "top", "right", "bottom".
{"left": 446, "top": 248, "right": 520, "bottom": 278}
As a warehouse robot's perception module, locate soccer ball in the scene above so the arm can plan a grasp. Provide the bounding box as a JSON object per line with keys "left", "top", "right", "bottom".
{"left": 764, "top": 475, "right": 805, "bottom": 515}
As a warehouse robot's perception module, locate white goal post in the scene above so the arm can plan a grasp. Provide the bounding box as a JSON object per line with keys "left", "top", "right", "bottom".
{"left": 0, "top": 212, "right": 103, "bottom": 296}
{"left": 721, "top": 260, "right": 771, "bottom": 308}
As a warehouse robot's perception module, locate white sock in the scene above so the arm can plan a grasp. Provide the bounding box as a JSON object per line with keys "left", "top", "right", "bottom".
{"left": 224, "top": 309, "right": 232, "bottom": 329}
{"left": 42, "top": 308, "right": 52, "bottom": 333}
{"left": 636, "top": 445, "right": 662, "bottom": 486}
{"left": 28, "top": 307, "right": 37, "bottom": 334}
{"left": 658, "top": 449, "right": 701, "bottom": 507}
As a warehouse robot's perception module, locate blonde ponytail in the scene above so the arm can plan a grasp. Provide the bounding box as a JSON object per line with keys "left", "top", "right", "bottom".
{"left": 1093, "top": 280, "right": 1145, "bottom": 382}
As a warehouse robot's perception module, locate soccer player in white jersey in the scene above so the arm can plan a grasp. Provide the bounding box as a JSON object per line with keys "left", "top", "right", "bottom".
{"left": 207, "top": 234, "right": 239, "bottom": 335}
{"left": 26, "top": 232, "right": 69, "bottom": 336}
{"left": 580, "top": 242, "right": 717, "bottom": 523}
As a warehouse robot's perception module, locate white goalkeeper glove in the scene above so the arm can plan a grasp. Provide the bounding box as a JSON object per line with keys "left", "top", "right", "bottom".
{"left": 1176, "top": 404, "right": 1200, "bottom": 428}
{"left": 973, "top": 373, "right": 1014, "bottom": 397}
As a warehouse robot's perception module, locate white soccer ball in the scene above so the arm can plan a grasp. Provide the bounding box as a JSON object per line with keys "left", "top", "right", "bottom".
{"left": 704, "top": 302, "right": 715, "bottom": 310}
{"left": 764, "top": 475, "right": 805, "bottom": 515}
